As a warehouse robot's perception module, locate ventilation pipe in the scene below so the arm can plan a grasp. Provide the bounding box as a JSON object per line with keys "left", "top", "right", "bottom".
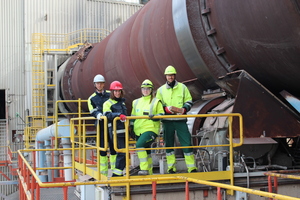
{"left": 35, "top": 119, "right": 75, "bottom": 182}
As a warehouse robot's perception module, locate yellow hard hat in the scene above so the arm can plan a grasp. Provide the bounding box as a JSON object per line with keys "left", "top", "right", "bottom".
{"left": 141, "top": 79, "right": 153, "bottom": 88}
{"left": 164, "top": 65, "right": 177, "bottom": 75}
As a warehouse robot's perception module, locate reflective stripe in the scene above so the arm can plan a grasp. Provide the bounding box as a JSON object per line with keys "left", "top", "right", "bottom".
{"left": 184, "top": 154, "right": 197, "bottom": 172}
{"left": 137, "top": 150, "right": 149, "bottom": 170}
{"left": 139, "top": 157, "right": 148, "bottom": 162}
{"left": 158, "top": 87, "right": 165, "bottom": 106}
{"left": 110, "top": 154, "right": 117, "bottom": 170}
{"left": 167, "top": 163, "right": 173, "bottom": 167}
{"left": 112, "top": 168, "right": 123, "bottom": 175}
{"left": 100, "top": 156, "right": 108, "bottom": 176}
{"left": 186, "top": 163, "right": 196, "bottom": 167}
{"left": 108, "top": 99, "right": 114, "bottom": 105}
{"left": 166, "top": 153, "right": 176, "bottom": 171}
{"left": 186, "top": 101, "right": 193, "bottom": 106}
{"left": 108, "top": 123, "right": 125, "bottom": 134}
{"left": 116, "top": 129, "right": 125, "bottom": 134}
{"left": 149, "top": 98, "right": 158, "bottom": 116}
{"left": 90, "top": 108, "right": 98, "bottom": 114}
{"left": 100, "top": 170, "right": 108, "bottom": 175}
{"left": 163, "top": 117, "right": 186, "bottom": 121}
{"left": 110, "top": 161, "right": 116, "bottom": 167}
{"left": 184, "top": 152, "right": 193, "bottom": 156}
{"left": 132, "top": 98, "right": 158, "bottom": 116}
{"left": 166, "top": 151, "right": 175, "bottom": 156}
{"left": 133, "top": 99, "right": 139, "bottom": 111}
{"left": 100, "top": 163, "right": 107, "bottom": 167}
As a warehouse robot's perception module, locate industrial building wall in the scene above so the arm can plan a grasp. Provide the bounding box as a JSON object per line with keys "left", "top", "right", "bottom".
{"left": 0, "top": 1, "right": 142, "bottom": 198}
{"left": 0, "top": 0, "right": 143, "bottom": 143}
{"left": 0, "top": 0, "right": 26, "bottom": 147}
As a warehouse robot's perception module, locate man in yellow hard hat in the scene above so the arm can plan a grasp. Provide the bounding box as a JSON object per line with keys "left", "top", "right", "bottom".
{"left": 156, "top": 66, "right": 197, "bottom": 174}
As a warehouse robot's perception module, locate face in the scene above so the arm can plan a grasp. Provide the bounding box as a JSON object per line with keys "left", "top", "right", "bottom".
{"left": 95, "top": 82, "right": 105, "bottom": 92}
{"left": 166, "top": 74, "right": 175, "bottom": 83}
{"left": 141, "top": 87, "right": 152, "bottom": 96}
{"left": 113, "top": 90, "right": 122, "bottom": 98}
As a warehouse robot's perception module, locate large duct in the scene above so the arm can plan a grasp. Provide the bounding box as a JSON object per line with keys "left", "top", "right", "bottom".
{"left": 58, "top": 0, "right": 300, "bottom": 138}
{"left": 60, "top": 0, "right": 300, "bottom": 113}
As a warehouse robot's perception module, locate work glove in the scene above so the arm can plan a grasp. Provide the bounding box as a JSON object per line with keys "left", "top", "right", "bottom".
{"left": 129, "top": 125, "right": 136, "bottom": 140}
{"left": 149, "top": 114, "right": 160, "bottom": 121}
{"left": 164, "top": 106, "right": 173, "bottom": 114}
{"left": 119, "top": 114, "right": 127, "bottom": 122}
{"left": 96, "top": 113, "right": 103, "bottom": 120}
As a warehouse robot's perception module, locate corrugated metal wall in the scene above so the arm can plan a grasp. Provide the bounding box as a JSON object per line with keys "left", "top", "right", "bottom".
{"left": 1, "top": 0, "right": 142, "bottom": 142}
{"left": 0, "top": 0, "right": 26, "bottom": 147}
{"left": 0, "top": 0, "right": 142, "bottom": 198}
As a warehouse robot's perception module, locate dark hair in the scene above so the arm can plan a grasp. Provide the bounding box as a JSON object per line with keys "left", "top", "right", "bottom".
{"left": 110, "top": 90, "right": 124, "bottom": 100}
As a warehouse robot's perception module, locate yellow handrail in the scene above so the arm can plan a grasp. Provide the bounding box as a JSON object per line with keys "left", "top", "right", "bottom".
{"left": 17, "top": 149, "right": 300, "bottom": 200}
{"left": 17, "top": 111, "right": 300, "bottom": 200}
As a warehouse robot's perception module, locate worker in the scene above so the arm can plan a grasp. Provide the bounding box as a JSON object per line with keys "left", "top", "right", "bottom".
{"left": 88, "top": 74, "right": 115, "bottom": 176}
{"left": 103, "top": 81, "right": 127, "bottom": 177}
{"left": 131, "top": 79, "right": 164, "bottom": 175}
{"left": 156, "top": 65, "right": 197, "bottom": 173}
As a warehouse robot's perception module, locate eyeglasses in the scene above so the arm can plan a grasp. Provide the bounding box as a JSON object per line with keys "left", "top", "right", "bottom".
{"left": 142, "top": 83, "right": 152, "bottom": 86}
{"left": 141, "top": 88, "right": 151, "bottom": 91}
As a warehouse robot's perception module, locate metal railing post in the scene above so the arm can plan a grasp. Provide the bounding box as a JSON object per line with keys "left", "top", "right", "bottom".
{"left": 185, "top": 181, "right": 189, "bottom": 200}
{"left": 217, "top": 187, "right": 222, "bottom": 200}
{"left": 152, "top": 181, "right": 157, "bottom": 200}
{"left": 63, "top": 186, "right": 68, "bottom": 200}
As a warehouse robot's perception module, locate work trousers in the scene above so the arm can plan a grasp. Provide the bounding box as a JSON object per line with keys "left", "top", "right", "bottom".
{"left": 136, "top": 131, "right": 157, "bottom": 172}
{"left": 162, "top": 120, "right": 193, "bottom": 154}
{"left": 109, "top": 126, "right": 126, "bottom": 175}
{"left": 97, "top": 121, "right": 117, "bottom": 156}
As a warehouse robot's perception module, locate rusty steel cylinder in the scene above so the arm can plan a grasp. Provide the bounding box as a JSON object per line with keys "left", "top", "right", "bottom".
{"left": 61, "top": 0, "right": 300, "bottom": 112}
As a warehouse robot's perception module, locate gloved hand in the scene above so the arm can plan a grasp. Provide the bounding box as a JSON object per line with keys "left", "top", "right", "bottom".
{"left": 164, "top": 106, "right": 173, "bottom": 114}
{"left": 96, "top": 113, "right": 103, "bottom": 120}
{"left": 149, "top": 114, "right": 160, "bottom": 121}
{"left": 119, "top": 114, "right": 127, "bottom": 122}
{"left": 129, "top": 126, "right": 136, "bottom": 140}
{"left": 149, "top": 114, "right": 155, "bottom": 119}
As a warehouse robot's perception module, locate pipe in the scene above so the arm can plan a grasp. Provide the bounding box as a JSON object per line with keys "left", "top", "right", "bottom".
{"left": 35, "top": 119, "right": 75, "bottom": 182}
{"left": 35, "top": 119, "right": 73, "bottom": 141}
{"left": 53, "top": 150, "right": 59, "bottom": 178}
{"left": 45, "top": 140, "right": 53, "bottom": 182}
{"left": 241, "top": 156, "right": 250, "bottom": 188}
{"left": 35, "top": 141, "right": 47, "bottom": 182}
{"left": 61, "top": 138, "right": 72, "bottom": 181}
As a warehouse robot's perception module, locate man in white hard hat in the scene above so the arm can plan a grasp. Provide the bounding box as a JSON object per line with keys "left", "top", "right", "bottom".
{"left": 88, "top": 74, "right": 116, "bottom": 176}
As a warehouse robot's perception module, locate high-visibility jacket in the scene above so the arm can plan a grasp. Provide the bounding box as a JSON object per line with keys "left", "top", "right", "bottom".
{"left": 103, "top": 98, "right": 127, "bottom": 132}
{"left": 131, "top": 95, "right": 164, "bottom": 136}
{"left": 156, "top": 81, "right": 193, "bottom": 120}
{"left": 88, "top": 90, "right": 110, "bottom": 117}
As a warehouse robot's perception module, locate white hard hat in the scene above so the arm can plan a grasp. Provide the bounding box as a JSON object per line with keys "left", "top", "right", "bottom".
{"left": 93, "top": 74, "right": 105, "bottom": 83}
